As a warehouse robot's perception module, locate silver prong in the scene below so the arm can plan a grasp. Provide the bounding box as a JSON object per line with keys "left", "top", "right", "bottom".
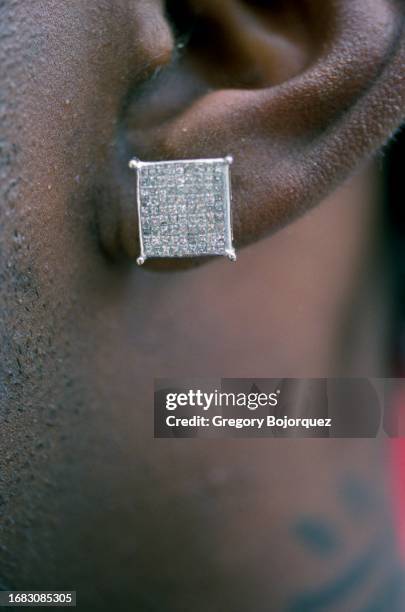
{"left": 129, "top": 158, "right": 141, "bottom": 170}
{"left": 225, "top": 155, "right": 234, "bottom": 165}
{"left": 226, "top": 248, "right": 237, "bottom": 262}
{"left": 136, "top": 256, "right": 145, "bottom": 266}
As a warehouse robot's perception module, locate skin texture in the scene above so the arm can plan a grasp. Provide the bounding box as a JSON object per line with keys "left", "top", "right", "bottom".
{"left": 0, "top": 1, "right": 405, "bottom": 610}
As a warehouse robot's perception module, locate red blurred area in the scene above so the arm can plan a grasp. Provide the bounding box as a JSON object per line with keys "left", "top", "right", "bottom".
{"left": 390, "top": 389, "right": 405, "bottom": 557}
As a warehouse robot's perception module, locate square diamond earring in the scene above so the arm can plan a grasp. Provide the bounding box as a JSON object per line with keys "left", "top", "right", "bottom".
{"left": 128, "top": 156, "right": 236, "bottom": 265}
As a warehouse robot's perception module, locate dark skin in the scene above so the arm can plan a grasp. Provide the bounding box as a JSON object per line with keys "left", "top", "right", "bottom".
{"left": 1, "top": 1, "right": 405, "bottom": 610}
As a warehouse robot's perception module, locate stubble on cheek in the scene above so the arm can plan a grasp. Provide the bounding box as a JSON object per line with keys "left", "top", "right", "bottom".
{"left": 0, "top": 0, "right": 142, "bottom": 583}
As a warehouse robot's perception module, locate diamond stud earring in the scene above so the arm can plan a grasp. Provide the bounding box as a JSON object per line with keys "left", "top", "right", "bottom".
{"left": 128, "top": 156, "right": 236, "bottom": 266}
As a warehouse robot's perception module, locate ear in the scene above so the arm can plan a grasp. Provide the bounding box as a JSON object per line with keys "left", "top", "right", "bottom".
{"left": 100, "top": 0, "right": 405, "bottom": 260}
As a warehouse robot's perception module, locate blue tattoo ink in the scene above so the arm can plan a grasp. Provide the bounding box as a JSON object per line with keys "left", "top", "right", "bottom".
{"left": 356, "top": 569, "right": 405, "bottom": 612}
{"left": 287, "top": 536, "right": 387, "bottom": 611}
{"left": 293, "top": 518, "right": 340, "bottom": 557}
{"left": 340, "top": 475, "right": 379, "bottom": 519}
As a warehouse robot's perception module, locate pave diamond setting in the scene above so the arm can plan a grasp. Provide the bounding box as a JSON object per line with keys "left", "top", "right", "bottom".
{"left": 129, "top": 156, "right": 236, "bottom": 265}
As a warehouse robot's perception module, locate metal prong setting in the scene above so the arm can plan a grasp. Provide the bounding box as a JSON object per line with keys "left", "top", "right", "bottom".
{"left": 225, "top": 155, "right": 234, "bottom": 165}
{"left": 226, "top": 248, "right": 237, "bottom": 262}
{"left": 137, "top": 256, "right": 145, "bottom": 266}
{"left": 129, "top": 158, "right": 142, "bottom": 170}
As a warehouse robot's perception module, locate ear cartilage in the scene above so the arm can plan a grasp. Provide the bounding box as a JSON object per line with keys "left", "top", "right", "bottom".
{"left": 128, "top": 156, "right": 236, "bottom": 265}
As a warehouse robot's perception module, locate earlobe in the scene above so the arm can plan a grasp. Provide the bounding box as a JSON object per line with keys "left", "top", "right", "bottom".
{"left": 102, "top": 0, "right": 405, "bottom": 262}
